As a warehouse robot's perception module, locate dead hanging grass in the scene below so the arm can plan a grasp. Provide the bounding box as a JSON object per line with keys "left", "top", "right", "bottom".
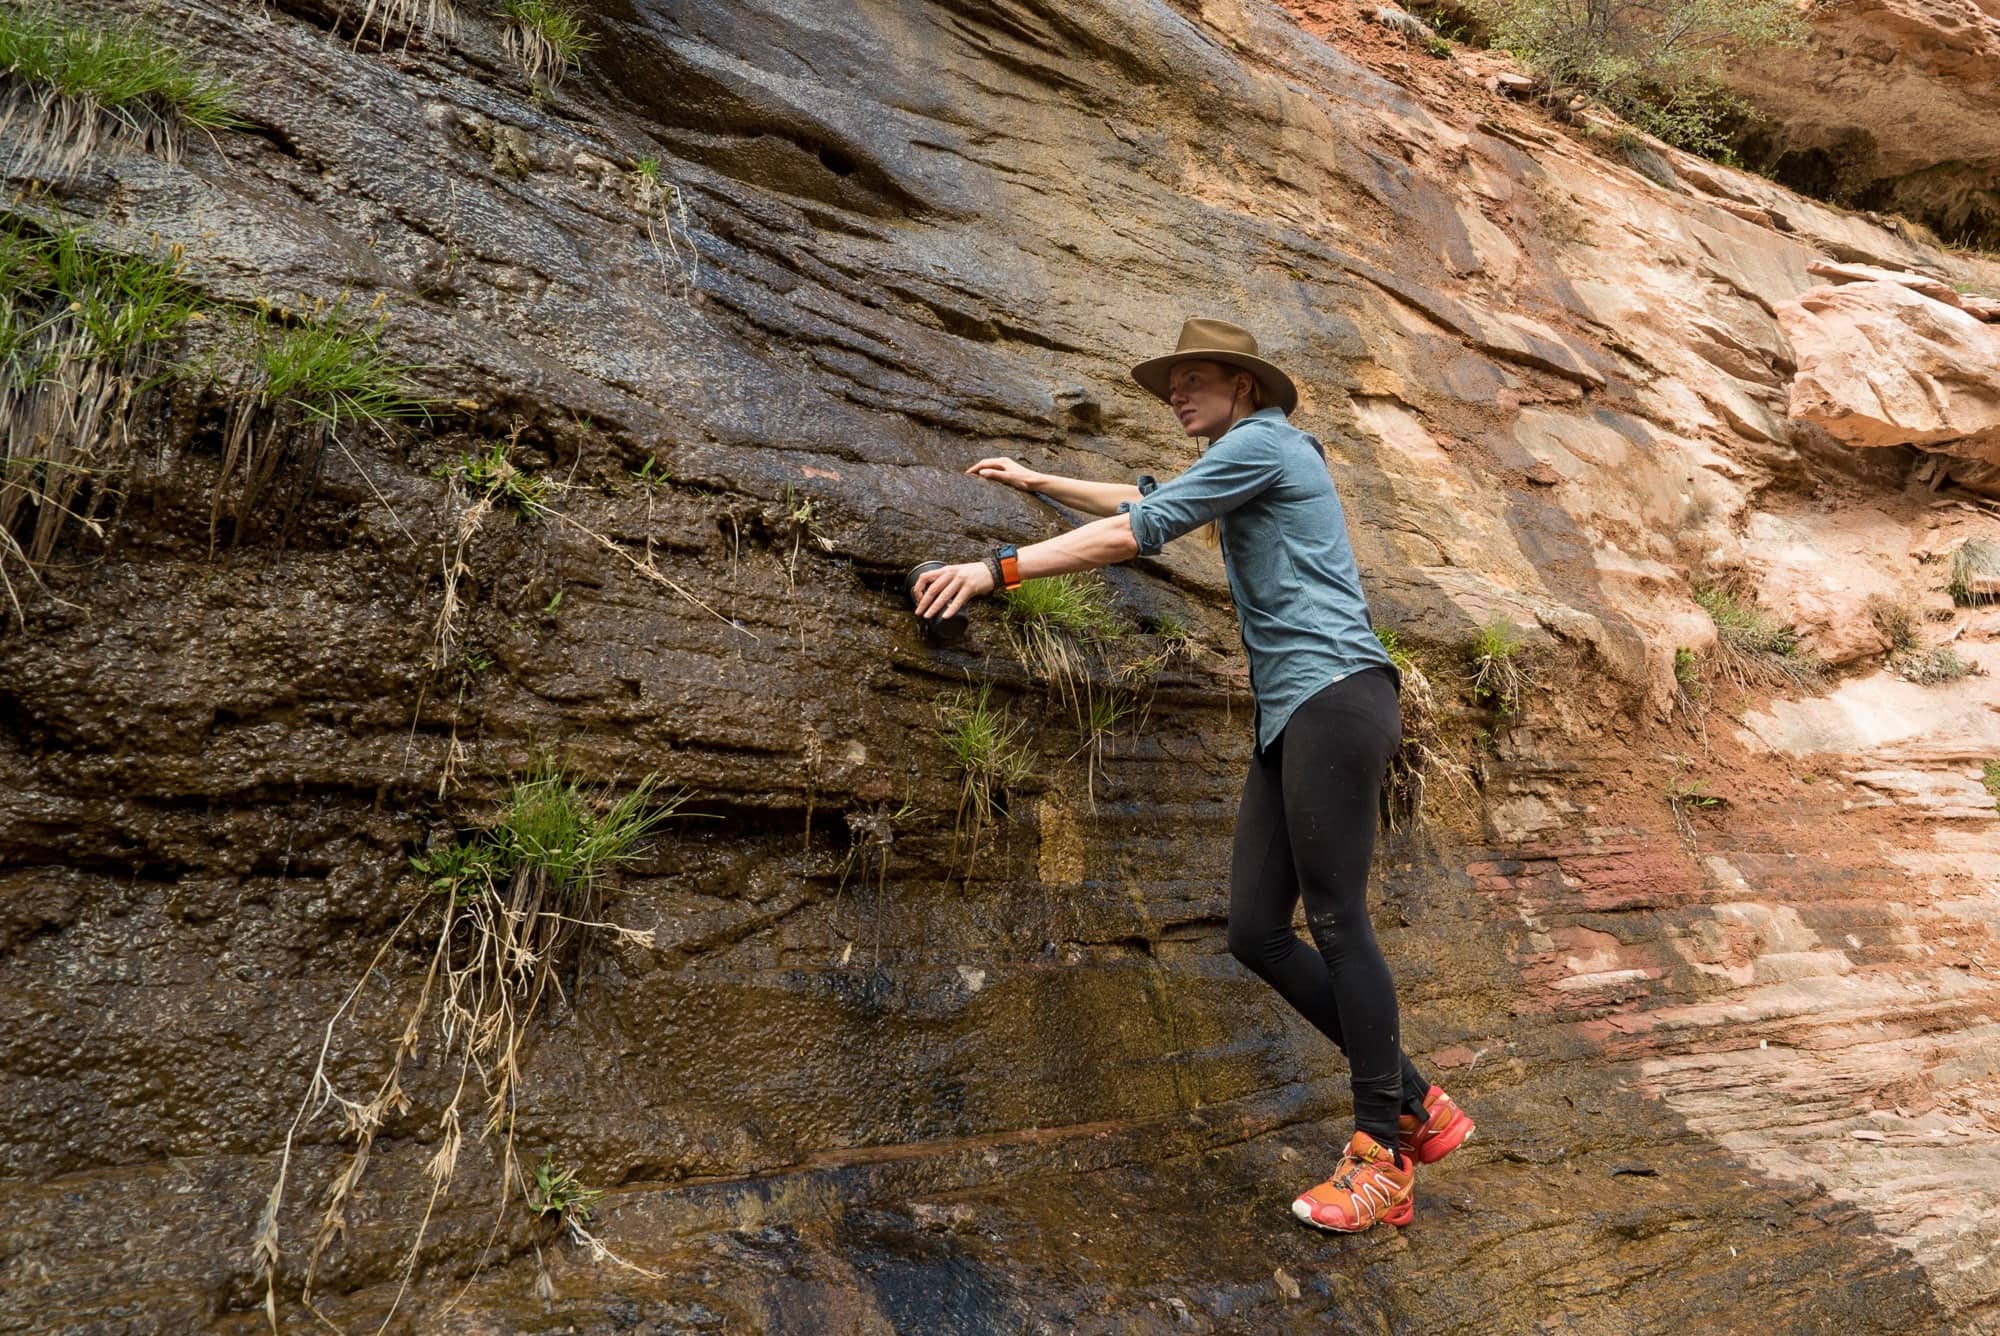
{"left": 254, "top": 765, "right": 680, "bottom": 1332}
{"left": 632, "top": 157, "right": 698, "bottom": 299}
{"left": 0, "top": 7, "right": 242, "bottom": 182}
{"left": 1375, "top": 627, "right": 1475, "bottom": 830}
{"left": 0, "top": 225, "right": 199, "bottom": 618}
{"left": 334, "top": 0, "right": 460, "bottom": 49}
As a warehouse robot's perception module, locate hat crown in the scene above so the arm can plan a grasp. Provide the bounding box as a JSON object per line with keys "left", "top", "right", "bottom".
{"left": 1173, "top": 317, "right": 1261, "bottom": 360}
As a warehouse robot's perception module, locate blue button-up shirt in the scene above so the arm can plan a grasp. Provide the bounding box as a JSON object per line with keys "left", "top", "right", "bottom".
{"left": 1119, "top": 406, "right": 1395, "bottom": 752}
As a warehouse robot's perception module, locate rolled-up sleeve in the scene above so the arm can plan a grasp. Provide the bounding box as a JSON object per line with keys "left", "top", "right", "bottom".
{"left": 1118, "top": 425, "right": 1283, "bottom": 555}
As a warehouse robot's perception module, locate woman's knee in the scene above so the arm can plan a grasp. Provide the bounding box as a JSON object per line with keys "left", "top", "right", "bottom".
{"left": 1227, "top": 918, "right": 1287, "bottom": 975}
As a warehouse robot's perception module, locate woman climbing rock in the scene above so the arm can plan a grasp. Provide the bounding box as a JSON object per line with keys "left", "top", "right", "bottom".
{"left": 912, "top": 317, "right": 1474, "bottom": 1233}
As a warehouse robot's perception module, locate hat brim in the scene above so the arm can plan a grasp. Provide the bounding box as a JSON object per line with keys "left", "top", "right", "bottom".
{"left": 1131, "top": 350, "right": 1299, "bottom": 416}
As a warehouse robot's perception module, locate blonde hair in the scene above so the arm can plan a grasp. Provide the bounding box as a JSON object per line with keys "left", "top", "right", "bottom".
{"left": 1199, "top": 370, "right": 1261, "bottom": 547}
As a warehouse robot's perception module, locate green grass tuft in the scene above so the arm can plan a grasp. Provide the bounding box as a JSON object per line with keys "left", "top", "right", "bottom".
{"left": 452, "top": 438, "right": 550, "bottom": 515}
{"left": 1465, "top": 614, "right": 1528, "bottom": 712}
{"left": 1984, "top": 760, "right": 2000, "bottom": 810}
{"left": 249, "top": 311, "right": 428, "bottom": 431}
{"left": 526, "top": 1150, "right": 603, "bottom": 1225}
{"left": 937, "top": 686, "right": 1034, "bottom": 856}
{"left": 1004, "top": 572, "right": 1125, "bottom": 644}
{"left": 500, "top": 0, "right": 598, "bottom": 88}
{"left": 0, "top": 8, "right": 241, "bottom": 180}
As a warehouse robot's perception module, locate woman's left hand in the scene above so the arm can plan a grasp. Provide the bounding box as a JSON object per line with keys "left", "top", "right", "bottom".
{"left": 912, "top": 560, "right": 995, "bottom": 620}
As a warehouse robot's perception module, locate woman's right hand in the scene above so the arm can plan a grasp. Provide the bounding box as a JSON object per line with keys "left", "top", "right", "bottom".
{"left": 966, "top": 456, "right": 1045, "bottom": 493}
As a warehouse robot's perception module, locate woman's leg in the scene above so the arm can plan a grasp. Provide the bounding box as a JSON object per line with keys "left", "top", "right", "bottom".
{"left": 1277, "top": 667, "right": 1409, "bottom": 1153}
{"left": 1228, "top": 705, "right": 1430, "bottom": 1123}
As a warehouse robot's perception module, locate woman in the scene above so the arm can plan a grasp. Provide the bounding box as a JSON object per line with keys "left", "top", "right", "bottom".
{"left": 912, "top": 318, "right": 1473, "bottom": 1232}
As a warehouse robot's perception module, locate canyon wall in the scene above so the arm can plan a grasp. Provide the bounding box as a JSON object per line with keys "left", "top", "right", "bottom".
{"left": 2, "top": 0, "right": 1998, "bottom": 1331}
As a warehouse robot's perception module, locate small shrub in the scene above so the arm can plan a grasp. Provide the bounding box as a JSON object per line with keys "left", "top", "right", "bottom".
{"left": 1469, "top": 0, "right": 1805, "bottom": 158}
{"left": 1465, "top": 614, "right": 1527, "bottom": 713}
{"left": 938, "top": 686, "right": 1034, "bottom": 855}
{"left": 0, "top": 7, "right": 241, "bottom": 180}
{"left": 1895, "top": 645, "right": 1978, "bottom": 685}
{"left": 1693, "top": 583, "right": 1824, "bottom": 690}
{"left": 1949, "top": 539, "right": 2000, "bottom": 606}
{"left": 501, "top": 0, "right": 597, "bottom": 89}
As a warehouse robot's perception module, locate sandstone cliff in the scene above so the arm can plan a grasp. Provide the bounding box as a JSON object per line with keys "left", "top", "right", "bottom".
{"left": 2, "top": 0, "right": 1997, "bottom": 1332}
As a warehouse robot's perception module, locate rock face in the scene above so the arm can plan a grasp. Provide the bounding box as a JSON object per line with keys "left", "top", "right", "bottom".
{"left": 1778, "top": 277, "right": 2000, "bottom": 493}
{"left": 2, "top": 0, "right": 1999, "bottom": 1332}
{"left": 1722, "top": 0, "right": 2000, "bottom": 245}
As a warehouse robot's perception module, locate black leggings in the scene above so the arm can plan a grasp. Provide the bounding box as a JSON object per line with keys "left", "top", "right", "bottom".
{"left": 1227, "top": 666, "right": 1427, "bottom": 1153}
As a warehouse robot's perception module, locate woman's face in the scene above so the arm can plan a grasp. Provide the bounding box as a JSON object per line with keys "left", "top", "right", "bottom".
{"left": 1166, "top": 360, "right": 1252, "bottom": 439}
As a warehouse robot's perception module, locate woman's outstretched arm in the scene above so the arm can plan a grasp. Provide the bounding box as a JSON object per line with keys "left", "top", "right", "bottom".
{"left": 911, "top": 512, "right": 1139, "bottom": 621}
{"left": 965, "top": 456, "right": 1143, "bottom": 517}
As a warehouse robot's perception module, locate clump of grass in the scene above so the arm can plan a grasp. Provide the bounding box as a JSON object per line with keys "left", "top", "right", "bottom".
{"left": 1002, "top": 572, "right": 1127, "bottom": 711}
{"left": 1465, "top": 614, "right": 1528, "bottom": 713}
{"left": 633, "top": 156, "right": 698, "bottom": 298}
{"left": 1069, "top": 687, "right": 1132, "bottom": 810}
{"left": 781, "top": 481, "right": 831, "bottom": 584}
{"left": 256, "top": 765, "right": 678, "bottom": 1329}
{"left": 1867, "top": 594, "right": 1920, "bottom": 654}
{"left": 1895, "top": 644, "right": 1978, "bottom": 685}
{"left": 0, "top": 7, "right": 241, "bottom": 181}
{"left": 938, "top": 686, "right": 1034, "bottom": 859}
{"left": 501, "top": 0, "right": 597, "bottom": 90}
{"left": 1984, "top": 760, "right": 2000, "bottom": 811}
{"left": 0, "top": 225, "right": 201, "bottom": 616}
{"left": 1693, "top": 583, "right": 1824, "bottom": 690}
{"left": 1949, "top": 539, "right": 2000, "bottom": 607}
{"left": 212, "top": 300, "right": 428, "bottom": 550}
{"left": 1376, "top": 626, "right": 1474, "bottom": 829}
{"left": 338, "top": 0, "right": 460, "bottom": 47}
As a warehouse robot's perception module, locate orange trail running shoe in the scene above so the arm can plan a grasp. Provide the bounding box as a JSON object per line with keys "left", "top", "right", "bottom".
{"left": 1291, "top": 1131, "right": 1415, "bottom": 1233}
{"left": 1398, "top": 1084, "right": 1474, "bottom": 1166}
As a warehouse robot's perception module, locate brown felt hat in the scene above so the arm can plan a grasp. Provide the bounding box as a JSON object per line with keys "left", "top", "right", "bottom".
{"left": 1131, "top": 317, "right": 1299, "bottom": 416}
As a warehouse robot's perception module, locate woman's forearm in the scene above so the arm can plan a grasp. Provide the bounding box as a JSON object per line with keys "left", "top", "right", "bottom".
{"left": 1031, "top": 475, "right": 1145, "bottom": 518}
{"left": 1018, "top": 512, "right": 1140, "bottom": 577}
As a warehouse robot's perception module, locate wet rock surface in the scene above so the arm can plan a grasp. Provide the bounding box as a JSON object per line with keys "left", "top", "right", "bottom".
{"left": 2, "top": 0, "right": 1998, "bottom": 1332}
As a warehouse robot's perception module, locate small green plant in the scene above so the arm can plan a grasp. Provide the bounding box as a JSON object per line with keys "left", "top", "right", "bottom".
{"left": 1665, "top": 762, "right": 1724, "bottom": 849}
{"left": 1693, "top": 583, "right": 1824, "bottom": 690}
{"left": 938, "top": 686, "right": 1034, "bottom": 857}
{"left": 632, "top": 455, "right": 668, "bottom": 490}
{"left": 0, "top": 7, "right": 241, "bottom": 180}
{"left": 1150, "top": 612, "right": 1196, "bottom": 658}
{"left": 259, "top": 765, "right": 678, "bottom": 1326}
{"left": 501, "top": 0, "right": 597, "bottom": 89}
{"left": 526, "top": 1149, "right": 602, "bottom": 1225}
{"left": 1949, "top": 539, "right": 2000, "bottom": 606}
{"left": 1867, "top": 594, "right": 1920, "bottom": 654}
{"left": 454, "top": 436, "right": 552, "bottom": 515}
{"left": 1071, "top": 687, "right": 1133, "bottom": 809}
{"left": 1983, "top": 760, "right": 2000, "bottom": 811}
{"left": 1423, "top": 34, "right": 1453, "bottom": 58}
{"left": 1465, "top": 614, "right": 1527, "bottom": 713}
{"left": 782, "top": 482, "right": 832, "bottom": 583}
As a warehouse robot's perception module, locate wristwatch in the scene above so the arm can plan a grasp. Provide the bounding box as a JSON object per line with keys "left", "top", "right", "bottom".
{"left": 993, "top": 544, "right": 1021, "bottom": 591}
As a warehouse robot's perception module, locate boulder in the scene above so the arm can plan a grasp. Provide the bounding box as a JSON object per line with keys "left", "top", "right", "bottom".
{"left": 1776, "top": 279, "right": 2000, "bottom": 493}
